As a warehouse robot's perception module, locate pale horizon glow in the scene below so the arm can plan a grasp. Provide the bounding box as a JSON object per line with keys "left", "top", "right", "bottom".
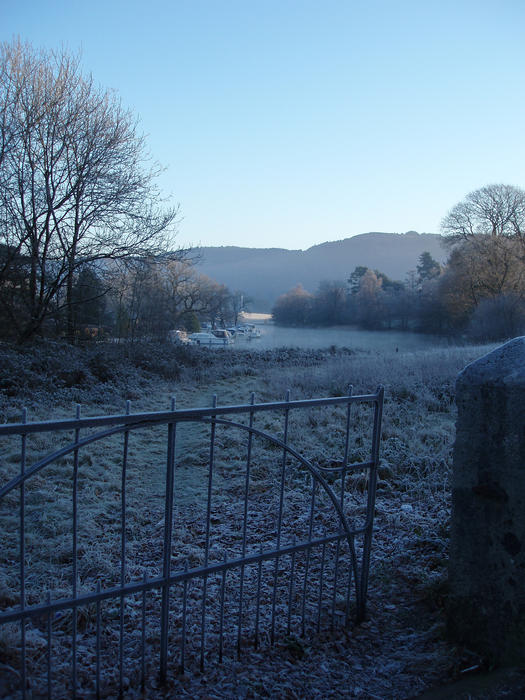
{"left": 3, "top": 1, "right": 525, "bottom": 251}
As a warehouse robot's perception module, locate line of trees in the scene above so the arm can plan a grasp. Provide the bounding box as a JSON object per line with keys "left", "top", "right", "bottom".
{"left": 271, "top": 257, "right": 445, "bottom": 334}
{"left": 273, "top": 184, "right": 525, "bottom": 341}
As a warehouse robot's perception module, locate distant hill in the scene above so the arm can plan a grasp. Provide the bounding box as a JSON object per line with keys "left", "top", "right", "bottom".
{"left": 193, "top": 231, "right": 445, "bottom": 311}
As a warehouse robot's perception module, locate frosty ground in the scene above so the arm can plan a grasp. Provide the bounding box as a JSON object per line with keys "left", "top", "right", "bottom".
{"left": 1, "top": 339, "right": 523, "bottom": 699}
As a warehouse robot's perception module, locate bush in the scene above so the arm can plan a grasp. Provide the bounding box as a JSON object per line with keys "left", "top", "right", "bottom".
{"left": 467, "top": 294, "right": 525, "bottom": 342}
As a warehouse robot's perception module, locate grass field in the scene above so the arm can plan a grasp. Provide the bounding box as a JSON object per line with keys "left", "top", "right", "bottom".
{"left": 0, "top": 337, "right": 500, "bottom": 698}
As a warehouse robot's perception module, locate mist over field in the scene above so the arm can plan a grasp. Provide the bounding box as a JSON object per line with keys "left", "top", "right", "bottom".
{"left": 234, "top": 324, "right": 448, "bottom": 352}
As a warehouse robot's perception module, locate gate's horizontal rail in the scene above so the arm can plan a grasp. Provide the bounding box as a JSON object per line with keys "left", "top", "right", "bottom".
{"left": 0, "top": 530, "right": 347, "bottom": 624}
{"left": 0, "top": 391, "right": 382, "bottom": 436}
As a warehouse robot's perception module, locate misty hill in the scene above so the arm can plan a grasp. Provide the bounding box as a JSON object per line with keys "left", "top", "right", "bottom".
{"left": 194, "top": 231, "right": 445, "bottom": 311}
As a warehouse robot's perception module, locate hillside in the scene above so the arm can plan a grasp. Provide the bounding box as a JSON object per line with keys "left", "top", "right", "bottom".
{"left": 193, "top": 231, "right": 445, "bottom": 311}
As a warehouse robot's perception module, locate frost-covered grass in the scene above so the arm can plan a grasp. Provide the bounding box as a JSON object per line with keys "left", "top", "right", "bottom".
{"left": 1, "top": 339, "right": 492, "bottom": 506}
{"left": 0, "top": 338, "right": 499, "bottom": 697}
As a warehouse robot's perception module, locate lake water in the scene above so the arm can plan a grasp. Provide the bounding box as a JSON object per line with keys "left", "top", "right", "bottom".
{"left": 234, "top": 324, "right": 447, "bottom": 352}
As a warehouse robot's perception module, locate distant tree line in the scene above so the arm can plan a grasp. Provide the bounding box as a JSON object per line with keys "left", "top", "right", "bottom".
{"left": 273, "top": 184, "right": 525, "bottom": 342}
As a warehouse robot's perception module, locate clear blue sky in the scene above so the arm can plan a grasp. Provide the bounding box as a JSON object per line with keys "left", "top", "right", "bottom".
{"left": 2, "top": 0, "right": 524, "bottom": 250}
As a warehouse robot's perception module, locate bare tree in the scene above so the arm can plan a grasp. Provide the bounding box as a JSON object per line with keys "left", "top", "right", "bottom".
{"left": 439, "top": 185, "right": 525, "bottom": 327}
{"left": 441, "top": 184, "right": 525, "bottom": 242}
{"left": 311, "top": 280, "right": 348, "bottom": 325}
{"left": 108, "top": 259, "right": 231, "bottom": 340}
{"left": 355, "top": 269, "right": 385, "bottom": 329}
{"left": 0, "top": 39, "right": 180, "bottom": 342}
{"left": 199, "top": 278, "right": 233, "bottom": 328}
{"left": 440, "top": 238, "right": 525, "bottom": 314}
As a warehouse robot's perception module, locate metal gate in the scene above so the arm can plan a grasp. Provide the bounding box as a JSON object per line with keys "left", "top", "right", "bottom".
{"left": 0, "top": 386, "right": 383, "bottom": 698}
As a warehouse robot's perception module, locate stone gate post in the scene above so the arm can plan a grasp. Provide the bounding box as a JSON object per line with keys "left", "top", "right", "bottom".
{"left": 448, "top": 337, "right": 525, "bottom": 664}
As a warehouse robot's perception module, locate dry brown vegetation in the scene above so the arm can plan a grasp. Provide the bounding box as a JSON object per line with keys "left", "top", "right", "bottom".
{"left": 3, "top": 338, "right": 521, "bottom": 699}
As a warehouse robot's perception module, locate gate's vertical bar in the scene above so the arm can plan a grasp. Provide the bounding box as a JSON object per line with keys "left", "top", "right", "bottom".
{"left": 180, "top": 562, "right": 188, "bottom": 673}
{"left": 72, "top": 404, "right": 81, "bottom": 698}
{"left": 316, "top": 534, "right": 327, "bottom": 632}
{"left": 287, "top": 536, "right": 297, "bottom": 635}
{"left": 19, "top": 408, "right": 27, "bottom": 699}
{"left": 141, "top": 572, "right": 147, "bottom": 689}
{"left": 331, "top": 387, "right": 353, "bottom": 629}
{"left": 237, "top": 392, "right": 255, "bottom": 657}
{"left": 301, "top": 477, "right": 317, "bottom": 636}
{"left": 46, "top": 591, "right": 52, "bottom": 699}
{"left": 96, "top": 581, "right": 101, "bottom": 699}
{"left": 200, "top": 395, "right": 217, "bottom": 671}
{"left": 254, "top": 544, "right": 263, "bottom": 648}
{"left": 345, "top": 549, "right": 353, "bottom": 627}
{"left": 119, "top": 400, "right": 131, "bottom": 695}
{"left": 357, "top": 386, "right": 384, "bottom": 621}
{"left": 218, "top": 553, "right": 227, "bottom": 663}
{"left": 160, "top": 397, "right": 177, "bottom": 682}
{"left": 271, "top": 390, "right": 290, "bottom": 644}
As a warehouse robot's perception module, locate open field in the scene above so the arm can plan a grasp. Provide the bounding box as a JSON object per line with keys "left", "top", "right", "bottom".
{"left": 3, "top": 336, "right": 522, "bottom": 698}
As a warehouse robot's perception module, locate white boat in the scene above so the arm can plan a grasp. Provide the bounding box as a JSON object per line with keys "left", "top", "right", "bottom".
{"left": 188, "top": 330, "right": 233, "bottom": 346}
{"left": 235, "top": 323, "right": 261, "bottom": 339}
{"left": 227, "top": 326, "right": 246, "bottom": 338}
{"left": 212, "top": 328, "right": 234, "bottom": 342}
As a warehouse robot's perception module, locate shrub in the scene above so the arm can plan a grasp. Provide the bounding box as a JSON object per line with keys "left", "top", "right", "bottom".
{"left": 467, "top": 294, "right": 525, "bottom": 342}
